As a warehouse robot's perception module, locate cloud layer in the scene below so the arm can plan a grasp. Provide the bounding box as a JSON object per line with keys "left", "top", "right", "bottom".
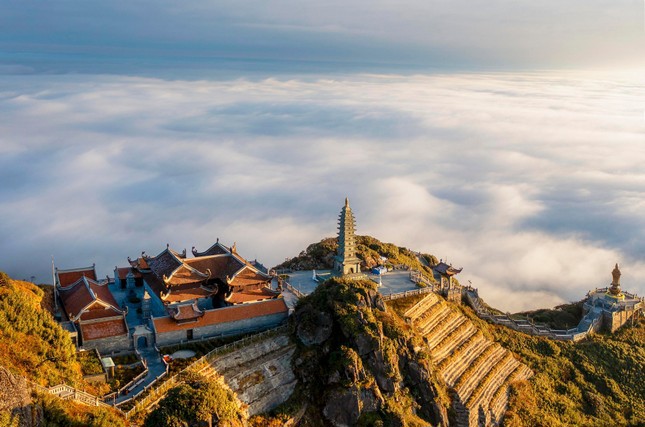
{"left": 1, "top": 71, "right": 644, "bottom": 311}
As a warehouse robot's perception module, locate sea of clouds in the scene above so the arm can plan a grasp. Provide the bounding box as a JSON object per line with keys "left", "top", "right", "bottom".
{"left": 1, "top": 71, "right": 644, "bottom": 311}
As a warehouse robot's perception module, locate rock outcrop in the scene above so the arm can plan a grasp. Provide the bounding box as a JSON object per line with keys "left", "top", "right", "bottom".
{"left": 0, "top": 366, "right": 43, "bottom": 427}
{"left": 292, "top": 278, "right": 450, "bottom": 427}
{"left": 202, "top": 333, "right": 297, "bottom": 416}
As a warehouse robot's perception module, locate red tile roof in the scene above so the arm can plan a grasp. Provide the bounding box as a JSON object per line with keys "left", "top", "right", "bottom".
{"left": 192, "top": 242, "right": 230, "bottom": 257}
{"left": 152, "top": 298, "right": 288, "bottom": 333}
{"left": 147, "top": 249, "right": 183, "bottom": 280}
{"left": 230, "top": 266, "right": 272, "bottom": 287}
{"left": 80, "top": 306, "right": 123, "bottom": 321}
{"left": 115, "top": 267, "right": 141, "bottom": 280}
{"left": 164, "top": 285, "right": 212, "bottom": 302}
{"left": 81, "top": 319, "right": 128, "bottom": 340}
{"left": 184, "top": 254, "right": 245, "bottom": 282}
{"left": 227, "top": 287, "right": 281, "bottom": 304}
{"left": 170, "top": 303, "right": 204, "bottom": 321}
{"left": 164, "top": 264, "right": 208, "bottom": 286}
{"left": 58, "top": 277, "right": 122, "bottom": 320}
{"left": 56, "top": 266, "right": 97, "bottom": 287}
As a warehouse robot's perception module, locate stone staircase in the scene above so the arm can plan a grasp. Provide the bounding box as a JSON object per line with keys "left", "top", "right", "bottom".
{"left": 201, "top": 333, "right": 297, "bottom": 416}
{"left": 404, "top": 293, "right": 533, "bottom": 427}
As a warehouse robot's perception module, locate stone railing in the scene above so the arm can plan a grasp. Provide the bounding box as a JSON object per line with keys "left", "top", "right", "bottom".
{"left": 464, "top": 289, "right": 605, "bottom": 342}
{"left": 31, "top": 381, "right": 118, "bottom": 411}
{"left": 381, "top": 286, "right": 436, "bottom": 301}
{"left": 123, "top": 324, "right": 289, "bottom": 419}
{"left": 409, "top": 270, "right": 438, "bottom": 289}
{"left": 283, "top": 281, "right": 306, "bottom": 299}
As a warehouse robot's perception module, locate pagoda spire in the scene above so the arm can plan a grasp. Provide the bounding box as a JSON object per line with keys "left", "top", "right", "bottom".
{"left": 334, "top": 197, "right": 361, "bottom": 275}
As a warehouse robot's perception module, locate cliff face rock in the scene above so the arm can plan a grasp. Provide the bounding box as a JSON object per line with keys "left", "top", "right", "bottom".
{"left": 296, "top": 305, "right": 333, "bottom": 346}
{"left": 203, "top": 333, "right": 297, "bottom": 416}
{"left": 0, "top": 366, "right": 43, "bottom": 427}
{"left": 292, "top": 278, "right": 450, "bottom": 427}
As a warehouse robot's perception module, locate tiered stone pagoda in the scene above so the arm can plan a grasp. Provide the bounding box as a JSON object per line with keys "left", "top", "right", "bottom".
{"left": 334, "top": 198, "right": 362, "bottom": 275}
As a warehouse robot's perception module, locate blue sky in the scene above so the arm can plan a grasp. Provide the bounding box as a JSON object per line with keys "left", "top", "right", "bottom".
{"left": 0, "top": 1, "right": 644, "bottom": 311}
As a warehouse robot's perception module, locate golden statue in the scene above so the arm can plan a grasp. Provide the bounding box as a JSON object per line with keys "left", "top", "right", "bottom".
{"left": 609, "top": 263, "right": 622, "bottom": 296}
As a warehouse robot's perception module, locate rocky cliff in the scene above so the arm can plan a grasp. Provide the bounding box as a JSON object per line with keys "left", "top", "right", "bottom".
{"left": 291, "top": 277, "right": 450, "bottom": 426}
{"left": 203, "top": 332, "right": 297, "bottom": 416}
{"left": 0, "top": 366, "right": 43, "bottom": 427}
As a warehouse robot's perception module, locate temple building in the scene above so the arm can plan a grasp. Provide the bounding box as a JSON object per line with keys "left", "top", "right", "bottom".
{"left": 126, "top": 240, "right": 288, "bottom": 346}
{"left": 55, "top": 265, "right": 130, "bottom": 353}
{"left": 334, "top": 198, "right": 362, "bottom": 275}
{"left": 583, "top": 264, "right": 644, "bottom": 333}
{"left": 433, "top": 261, "right": 464, "bottom": 303}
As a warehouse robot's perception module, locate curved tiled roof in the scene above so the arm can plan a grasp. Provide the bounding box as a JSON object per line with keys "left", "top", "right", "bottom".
{"left": 58, "top": 276, "right": 122, "bottom": 320}
{"left": 163, "top": 264, "right": 209, "bottom": 286}
{"left": 192, "top": 241, "right": 230, "bottom": 257}
{"left": 434, "top": 262, "right": 463, "bottom": 276}
{"left": 147, "top": 249, "right": 183, "bottom": 279}
{"left": 184, "top": 255, "right": 244, "bottom": 282}
{"left": 56, "top": 266, "right": 97, "bottom": 287}
{"left": 227, "top": 287, "right": 281, "bottom": 304}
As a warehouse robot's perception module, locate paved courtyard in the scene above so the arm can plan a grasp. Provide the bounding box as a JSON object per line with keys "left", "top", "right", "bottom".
{"left": 282, "top": 269, "right": 421, "bottom": 298}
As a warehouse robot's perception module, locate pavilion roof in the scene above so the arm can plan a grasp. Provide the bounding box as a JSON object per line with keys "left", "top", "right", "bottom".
{"left": 434, "top": 262, "right": 463, "bottom": 276}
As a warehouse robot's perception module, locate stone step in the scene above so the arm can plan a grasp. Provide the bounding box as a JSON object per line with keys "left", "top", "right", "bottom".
{"left": 467, "top": 352, "right": 519, "bottom": 408}
{"left": 418, "top": 306, "right": 454, "bottom": 336}
{"left": 490, "top": 363, "right": 533, "bottom": 423}
{"left": 403, "top": 292, "right": 440, "bottom": 321}
{"left": 441, "top": 337, "right": 491, "bottom": 386}
{"left": 455, "top": 345, "right": 507, "bottom": 401}
{"left": 426, "top": 314, "right": 468, "bottom": 349}
{"left": 414, "top": 300, "right": 448, "bottom": 331}
{"left": 432, "top": 323, "right": 478, "bottom": 365}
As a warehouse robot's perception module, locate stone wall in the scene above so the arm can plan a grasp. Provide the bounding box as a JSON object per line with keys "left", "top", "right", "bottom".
{"left": 83, "top": 334, "right": 132, "bottom": 354}
{"left": 203, "top": 333, "right": 296, "bottom": 416}
{"left": 604, "top": 308, "right": 639, "bottom": 333}
{"left": 155, "top": 312, "right": 288, "bottom": 347}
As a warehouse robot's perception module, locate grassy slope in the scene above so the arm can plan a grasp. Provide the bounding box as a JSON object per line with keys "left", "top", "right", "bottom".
{"left": 274, "top": 235, "right": 438, "bottom": 282}
{"left": 0, "top": 271, "right": 125, "bottom": 426}
{"left": 454, "top": 301, "right": 644, "bottom": 426}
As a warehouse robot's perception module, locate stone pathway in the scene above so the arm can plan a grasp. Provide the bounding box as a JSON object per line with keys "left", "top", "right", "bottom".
{"left": 114, "top": 347, "right": 167, "bottom": 405}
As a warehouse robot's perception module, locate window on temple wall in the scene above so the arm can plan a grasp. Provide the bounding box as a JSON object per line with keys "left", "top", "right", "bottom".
{"left": 187, "top": 329, "right": 193, "bottom": 340}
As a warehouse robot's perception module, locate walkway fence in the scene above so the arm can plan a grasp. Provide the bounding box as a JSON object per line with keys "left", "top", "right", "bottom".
{"left": 30, "top": 381, "right": 119, "bottom": 412}
{"left": 464, "top": 290, "right": 599, "bottom": 342}
{"left": 122, "top": 324, "right": 289, "bottom": 419}
{"left": 283, "top": 281, "right": 306, "bottom": 299}
{"left": 381, "top": 286, "right": 435, "bottom": 301}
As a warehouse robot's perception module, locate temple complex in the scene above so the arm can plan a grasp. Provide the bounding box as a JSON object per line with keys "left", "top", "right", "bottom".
{"left": 54, "top": 265, "right": 130, "bottom": 353}
{"left": 334, "top": 198, "right": 362, "bottom": 275}
{"left": 126, "top": 240, "right": 288, "bottom": 345}
{"left": 583, "top": 263, "right": 643, "bottom": 333}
